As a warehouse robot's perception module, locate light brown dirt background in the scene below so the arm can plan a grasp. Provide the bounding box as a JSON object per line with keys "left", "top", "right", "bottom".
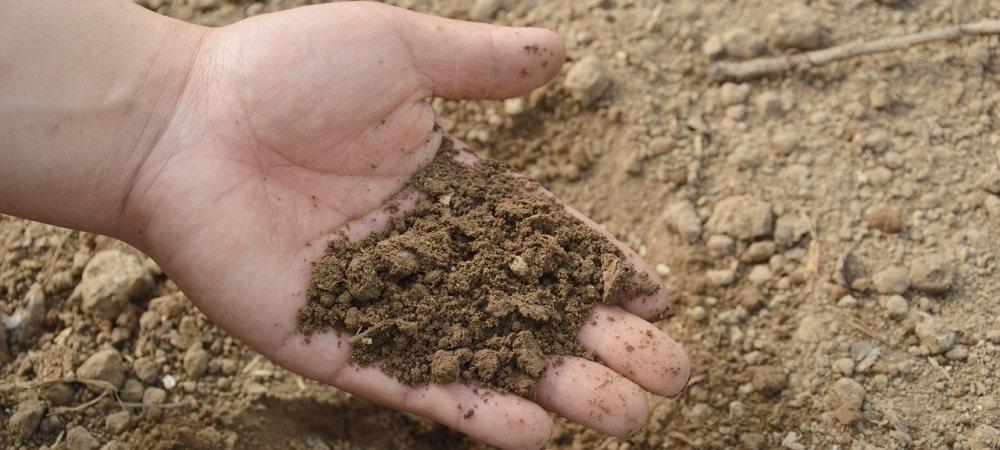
{"left": 2, "top": 0, "right": 999, "bottom": 449}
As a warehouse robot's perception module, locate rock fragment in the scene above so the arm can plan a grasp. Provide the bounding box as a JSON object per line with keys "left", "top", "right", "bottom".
{"left": 564, "top": 56, "right": 610, "bottom": 107}
{"left": 866, "top": 204, "right": 904, "bottom": 233}
{"left": 468, "top": 0, "right": 503, "bottom": 21}
{"left": 969, "top": 424, "right": 1000, "bottom": 450}
{"left": 77, "top": 348, "right": 127, "bottom": 389}
{"left": 764, "top": 3, "right": 825, "bottom": 50}
{"left": 830, "top": 377, "right": 865, "bottom": 425}
{"left": 183, "top": 346, "right": 210, "bottom": 378}
{"left": 722, "top": 28, "right": 766, "bottom": 59}
{"left": 67, "top": 425, "right": 101, "bottom": 450}
{"left": 773, "top": 215, "right": 810, "bottom": 247}
{"left": 74, "top": 250, "right": 153, "bottom": 320}
{"left": 872, "top": 266, "right": 910, "bottom": 295}
{"left": 915, "top": 318, "right": 957, "bottom": 354}
{"left": 8, "top": 399, "right": 45, "bottom": 440}
{"left": 665, "top": 200, "right": 703, "bottom": 243}
{"left": 751, "top": 366, "right": 787, "bottom": 397}
{"left": 909, "top": 255, "right": 955, "bottom": 293}
{"left": 706, "top": 196, "right": 774, "bottom": 240}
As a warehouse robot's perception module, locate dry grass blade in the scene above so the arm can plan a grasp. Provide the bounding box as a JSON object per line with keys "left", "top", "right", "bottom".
{"left": 711, "top": 19, "right": 1000, "bottom": 81}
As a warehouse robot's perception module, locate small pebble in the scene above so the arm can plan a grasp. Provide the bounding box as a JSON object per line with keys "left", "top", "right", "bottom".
{"left": 866, "top": 204, "right": 904, "bottom": 233}
{"left": 885, "top": 295, "right": 909, "bottom": 318}
{"left": 872, "top": 266, "right": 910, "bottom": 295}
{"left": 564, "top": 56, "right": 610, "bottom": 107}
{"left": 706, "top": 269, "right": 738, "bottom": 286}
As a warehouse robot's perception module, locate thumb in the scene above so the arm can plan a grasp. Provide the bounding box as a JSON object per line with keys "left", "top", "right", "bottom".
{"left": 380, "top": 4, "right": 565, "bottom": 100}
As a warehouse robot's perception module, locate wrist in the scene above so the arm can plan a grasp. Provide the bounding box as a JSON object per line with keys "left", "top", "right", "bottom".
{"left": 108, "top": 15, "right": 211, "bottom": 247}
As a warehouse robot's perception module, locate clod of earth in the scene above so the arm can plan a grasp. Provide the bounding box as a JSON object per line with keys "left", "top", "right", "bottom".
{"left": 297, "top": 138, "right": 658, "bottom": 397}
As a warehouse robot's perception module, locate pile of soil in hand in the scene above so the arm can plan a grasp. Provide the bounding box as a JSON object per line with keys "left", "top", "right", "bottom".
{"left": 296, "top": 138, "right": 658, "bottom": 397}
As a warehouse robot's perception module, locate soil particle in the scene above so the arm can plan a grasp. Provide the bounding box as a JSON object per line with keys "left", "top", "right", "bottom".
{"left": 143, "top": 387, "right": 167, "bottom": 405}
{"left": 564, "top": 56, "right": 610, "bottom": 107}
{"left": 706, "top": 234, "right": 735, "bottom": 257}
{"left": 866, "top": 204, "right": 904, "bottom": 233}
{"left": 884, "top": 295, "right": 909, "bottom": 319}
{"left": 970, "top": 424, "right": 1000, "bottom": 450}
{"left": 183, "top": 345, "right": 210, "bottom": 378}
{"left": 718, "top": 82, "right": 751, "bottom": 106}
{"left": 872, "top": 266, "right": 910, "bottom": 295}
{"left": 77, "top": 348, "right": 127, "bottom": 389}
{"left": 664, "top": 200, "right": 702, "bottom": 243}
{"left": 915, "top": 317, "right": 957, "bottom": 354}
{"left": 741, "top": 241, "right": 776, "bottom": 264}
{"left": 120, "top": 379, "right": 144, "bottom": 402}
{"left": 750, "top": 366, "right": 787, "bottom": 397}
{"left": 297, "top": 139, "right": 656, "bottom": 396}
{"left": 67, "top": 425, "right": 101, "bottom": 450}
{"left": 468, "top": 0, "right": 502, "bottom": 21}
{"left": 754, "top": 91, "right": 784, "bottom": 118}
{"left": 706, "top": 196, "right": 774, "bottom": 241}
{"left": 720, "top": 28, "right": 767, "bottom": 60}
{"left": 764, "top": 3, "right": 825, "bottom": 50}
{"left": 706, "top": 268, "right": 738, "bottom": 287}
{"left": 0, "top": 326, "right": 10, "bottom": 366}
{"left": 830, "top": 377, "right": 865, "bottom": 425}
{"left": 8, "top": 398, "right": 45, "bottom": 440}
{"left": 132, "top": 357, "right": 158, "bottom": 384}
{"left": 42, "top": 382, "right": 75, "bottom": 406}
{"left": 73, "top": 250, "right": 152, "bottom": 320}
{"left": 909, "top": 255, "right": 955, "bottom": 293}
{"left": 105, "top": 410, "right": 132, "bottom": 434}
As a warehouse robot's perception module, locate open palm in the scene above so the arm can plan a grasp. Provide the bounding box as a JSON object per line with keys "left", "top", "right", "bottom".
{"left": 124, "top": 3, "right": 689, "bottom": 448}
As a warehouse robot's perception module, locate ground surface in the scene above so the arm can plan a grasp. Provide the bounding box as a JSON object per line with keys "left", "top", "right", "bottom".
{"left": 2, "top": 0, "right": 1000, "bottom": 449}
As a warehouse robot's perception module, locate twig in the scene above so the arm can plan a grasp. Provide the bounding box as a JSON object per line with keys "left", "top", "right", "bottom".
{"left": 52, "top": 389, "right": 111, "bottom": 414}
{"left": 119, "top": 400, "right": 194, "bottom": 410}
{"left": 0, "top": 377, "right": 116, "bottom": 392}
{"left": 348, "top": 321, "right": 388, "bottom": 346}
{"left": 711, "top": 19, "right": 1000, "bottom": 81}
{"left": 669, "top": 431, "right": 698, "bottom": 447}
{"left": 839, "top": 316, "right": 887, "bottom": 345}
{"left": 0, "top": 377, "right": 118, "bottom": 414}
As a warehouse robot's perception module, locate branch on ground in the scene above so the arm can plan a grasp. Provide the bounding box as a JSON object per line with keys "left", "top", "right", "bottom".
{"left": 710, "top": 19, "right": 1000, "bottom": 81}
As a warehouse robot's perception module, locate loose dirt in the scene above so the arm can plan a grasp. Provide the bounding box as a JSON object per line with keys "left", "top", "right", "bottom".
{"left": 297, "top": 138, "right": 655, "bottom": 396}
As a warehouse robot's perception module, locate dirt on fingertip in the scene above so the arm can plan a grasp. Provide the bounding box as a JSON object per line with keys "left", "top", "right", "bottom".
{"left": 295, "top": 137, "right": 659, "bottom": 397}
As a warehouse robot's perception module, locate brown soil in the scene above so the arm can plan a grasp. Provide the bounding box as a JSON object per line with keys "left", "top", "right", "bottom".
{"left": 297, "top": 138, "right": 655, "bottom": 396}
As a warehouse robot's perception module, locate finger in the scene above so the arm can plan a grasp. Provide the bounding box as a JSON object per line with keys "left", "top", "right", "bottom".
{"left": 378, "top": 3, "right": 565, "bottom": 100}
{"left": 534, "top": 356, "right": 650, "bottom": 438}
{"left": 579, "top": 304, "right": 691, "bottom": 396}
{"left": 564, "top": 206, "right": 671, "bottom": 320}
{"left": 270, "top": 332, "right": 553, "bottom": 450}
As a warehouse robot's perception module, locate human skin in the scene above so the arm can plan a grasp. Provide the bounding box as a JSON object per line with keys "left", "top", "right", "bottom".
{"left": 0, "top": 1, "right": 690, "bottom": 448}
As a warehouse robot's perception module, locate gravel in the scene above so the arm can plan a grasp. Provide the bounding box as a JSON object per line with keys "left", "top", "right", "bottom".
{"left": 885, "top": 295, "right": 909, "bottom": 318}
{"left": 915, "top": 317, "right": 958, "bottom": 354}
{"left": 74, "top": 250, "right": 153, "bottom": 320}
{"left": 66, "top": 426, "right": 101, "bottom": 450}
{"left": 665, "top": 200, "right": 703, "bottom": 243}
{"left": 564, "top": 56, "right": 610, "bottom": 107}
{"left": 909, "top": 255, "right": 955, "bottom": 293}
{"left": 872, "top": 266, "right": 910, "bottom": 295}
{"left": 77, "top": 348, "right": 127, "bottom": 389}
{"left": 8, "top": 399, "right": 45, "bottom": 440}
{"left": 706, "top": 196, "right": 774, "bottom": 241}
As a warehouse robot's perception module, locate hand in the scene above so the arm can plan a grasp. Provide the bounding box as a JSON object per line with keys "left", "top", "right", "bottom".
{"left": 119, "top": 3, "right": 691, "bottom": 448}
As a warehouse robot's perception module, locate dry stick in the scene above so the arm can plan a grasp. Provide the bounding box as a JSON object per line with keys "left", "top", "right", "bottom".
{"left": 0, "top": 377, "right": 117, "bottom": 414}
{"left": 711, "top": 19, "right": 1000, "bottom": 81}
